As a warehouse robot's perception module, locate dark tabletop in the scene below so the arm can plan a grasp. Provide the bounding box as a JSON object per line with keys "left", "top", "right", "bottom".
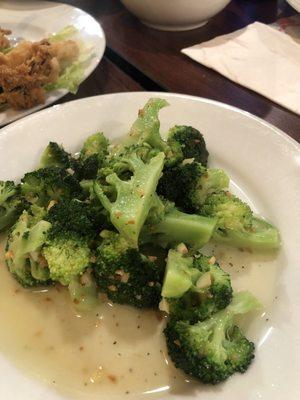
{"left": 55, "top": 0, "right": 300, "bottom": 142}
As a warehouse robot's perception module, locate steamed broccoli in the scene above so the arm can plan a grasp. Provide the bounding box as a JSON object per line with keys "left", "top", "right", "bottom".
{"left": 0, "top": 180, "right": 28, "bottom": 232}
{"left": 0, "top": 180, "right": 16, "bottom": 203}
{"left": 141, "top": 196, "right": 217, "bottom": 249}
{"left": 80, "top": 132, "right": 109, "bottom": 162}
{"left": 45, "top": 198, "right": 107, "bottom": 241}
{"left": 202, "top": 192, "right": 280, "bottom": 250}
{"left": 39, "top": 142, "right": 73, "bottom": 169}
{"left": 115, "top": 98, "right": 169, "bottom": 155}
{"left": 6, "top": 199, "right": 99, "bottom": 291}
{"left": 94, "top": 151, "right": 165, "bottom": 247}
{"left": 158, "top": 162, "right": 229, "bottom": 213}
{"left": 114, "top": 98, "right": 182, "bottom": 167}
{"left": 161, "top": 246, "right": 232, "bottom": 323}
{"left": 42, "top": 236, "right": 91, "bottom": 286}
{"left": 39, "top": 134, "right": 109, "bottom": 180}
{"left": 76, "top": 132, "right": 109, "bottom": 180}
{"left": 42, "top": 199, "right": 100, "bottom": 285}
{"left": 21, "top": 167, "right": 83, "bottom": 207}
{"left": 167, "top": 125, "right": 209, "bottom": 166}
{"left": 108, "top": 143, "right": 161, "bottom": 172}
{"left": 5, "top": 205, "right": 51, "bottom": 287}
{"left": 94, "top": 230, "right": 164, "bottom": 308}
{"left": 164, "top": 291, "right": 261, "bottom": 384}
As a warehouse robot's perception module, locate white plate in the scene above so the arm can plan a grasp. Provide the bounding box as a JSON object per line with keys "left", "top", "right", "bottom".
{"left": 286, "top": 0, "right": 300, "bottom": 11}
{"left": 0, "top": 0, "right": 106, "bottom": 127}
{"left": 0, "top": 92, "right": 299, "bottom": 400}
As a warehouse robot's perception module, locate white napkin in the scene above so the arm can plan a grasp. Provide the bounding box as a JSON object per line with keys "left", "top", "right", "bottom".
{"left": 182, "top": 21, "right": 300, "bottom": 115}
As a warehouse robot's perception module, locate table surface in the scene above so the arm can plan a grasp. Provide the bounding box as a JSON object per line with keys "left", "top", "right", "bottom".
{"left": 56, "top": 0, "right": 300, "bottom": 142}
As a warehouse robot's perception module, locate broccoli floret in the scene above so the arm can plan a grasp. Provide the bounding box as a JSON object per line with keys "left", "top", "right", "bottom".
{"left": 77, "top": 154, "right": 100, "bottom": 180}
{"left": 164, "top": 291, "right": 261, "bottom": 384}
{"left": 114, "top": 98, "right": 182, "bottom": 167}
{"left": 116, "top": 143, "right": 162, "bottom": 165}
{"left": 115, "top": 98, "right": 169, "bottom": 154}
{"left": 94, "top": 231, "right": 164, "bottom": 308}
{"left": 6, "top": 199, "right": 100, "bottom": 289}
{"left": 0, "top": 180, "right": 16, "bottom": 203}
{"left": 42, "top": 234, "right": 91, "bottom": 286}
{"left": 39, "top": 142, "right": 72, "bottom": 169}
{"left": 168, "top": 125, "right": 209, "bottom": 166}
{"left": 202, "top": 192, "right": 280, "bottom": 251}
{"left": 99, "top": 144, "right": 166, "bottom": 185}
{"left": 202, "top": 192, "right": 252, "bottom": 231}
{"left": 76, "top": 132, "right": 109, "bottom": 180}
{"left": 21, "top": 167, "right": 83, "bottom": 207}
{"left": 42, "top": 199, "right": 101, "bottom": 285}
{"left": 80, "top": 132, "right": 109, "bottom": 162}
{"left": 79, "top": 181, "right": 113, "bottom": 231}
{"left": 5, "top": 206, "right": 52, "bottom": 287}
{"left": 158, "top": 162, "right": 229, "bottom": 213}
{"left": 45, "top": 198, "right": 106, "bottom": 241}
{"left": 0, "top": 181, "right": 28, "bottom": 231}
{"left": 161, "top": 247, "right": 232, "bottom": 323}
{"left": 39, "top": 134, "right": 109, "bottom": 181}
{"left": 141, "top": 196, "right": 217, "bottom": 249}
{"left": 94, "top": 151, "right": 165, "bottom": 247}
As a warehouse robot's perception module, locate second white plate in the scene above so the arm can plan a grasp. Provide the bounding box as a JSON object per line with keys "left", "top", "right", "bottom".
{"left": 286, "top": 0, "right": 300, "bottom": 11}
{"left": 0, "top": 0, "right": 106, "bottom": 126}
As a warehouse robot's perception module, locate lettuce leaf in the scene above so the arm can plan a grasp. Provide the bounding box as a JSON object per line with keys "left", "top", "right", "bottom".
{"left": 44, "top": 49, "right": 92, "bottom": 94}
{"left": 45, "top": 25, "right": 93, "bottom": 94}
{"left": 0, "top": 46, "right": 13, "bottom": 54}
{"left": 48, "top": 25, "right": 78, "bottom": 43}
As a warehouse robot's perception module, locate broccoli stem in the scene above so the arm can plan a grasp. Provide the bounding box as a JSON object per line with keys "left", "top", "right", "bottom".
{"left": 213, "top": 217, "right": 280, "bottom": 251}
{"left": 227, "top": 290, "right": 262, "bottom": 315}
{"left": 142, "top": 209, "right": 217, "bottom": 248}
{"left": 68, "top": 272, "right": 98, "bottom": 312}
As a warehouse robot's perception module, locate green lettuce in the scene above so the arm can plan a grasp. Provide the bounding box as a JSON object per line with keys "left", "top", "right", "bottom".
{"left": 48, "top": 25, "right": 78, "bottom": 43}
{"left": 45, "top": 26, "right": 93, "bottom": 94}
{"left": 44, "top": 57, "right": 86, "bottom": 94}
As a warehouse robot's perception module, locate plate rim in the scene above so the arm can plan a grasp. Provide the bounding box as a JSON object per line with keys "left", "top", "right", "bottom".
{"left": 1, "top": 91, "right": 299, "bottom": 152}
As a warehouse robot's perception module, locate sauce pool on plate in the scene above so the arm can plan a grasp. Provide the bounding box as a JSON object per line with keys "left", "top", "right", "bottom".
{"left": 0, "top": 238, "right": 278, "bottom": 399}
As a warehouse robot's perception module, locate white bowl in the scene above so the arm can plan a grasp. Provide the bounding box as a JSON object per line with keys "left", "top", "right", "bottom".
{"left": 120, "top": 0, "right": 231, "bottom": 31}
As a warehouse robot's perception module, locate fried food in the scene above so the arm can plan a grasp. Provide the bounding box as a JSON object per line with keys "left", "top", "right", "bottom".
{"left": 0, "top": 28, "right": 11, "bottom": 49}
{"left": 0, "top": 31, "right": 79, "bottom": 110}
